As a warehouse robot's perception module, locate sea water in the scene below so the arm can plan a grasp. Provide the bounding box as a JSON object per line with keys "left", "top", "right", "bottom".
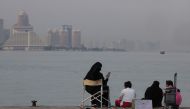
{"left": 0, "top": 51, "right": 189, "bottom": 107}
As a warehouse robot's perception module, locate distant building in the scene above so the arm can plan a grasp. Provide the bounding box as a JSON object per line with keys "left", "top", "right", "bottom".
{"left": 3, "top": 29, "right": 10, "bottom": 42}
{"left": 61, "top": 25, "right": 72, "bottom": 48}
{"left": 13, "top": 10, "right": 33, "bottom": 32}
{"left": 47, "top": 29, "right": 60, "bottom": 47}
{"left": 3, "top": 10, "right": 44, "bottom": 50}
{"left": 0, "top": 19, "right": 9, "bottom": 46}
{"left": 72, "top": 30, "right": 81, "bottom": 49}
{"left": 0, "top": 18, "right": 4, "bottom": 45}
{"left": 59, "top": 27, "right": 69, "bottom": 48}
{"left": 47, "top": 25, "right": 74, "bottom": 49}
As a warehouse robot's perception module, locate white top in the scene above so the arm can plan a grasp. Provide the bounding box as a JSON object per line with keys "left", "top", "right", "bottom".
{"left": 120, "top": 88, "right": 135, "bottom": 102}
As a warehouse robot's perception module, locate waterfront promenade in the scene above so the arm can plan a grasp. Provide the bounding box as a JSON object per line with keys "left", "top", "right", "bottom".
{"left": 0, "top": 106, "right": 189, "bottom": 109}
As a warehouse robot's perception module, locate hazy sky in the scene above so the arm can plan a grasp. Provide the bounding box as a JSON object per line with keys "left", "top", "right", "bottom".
{"left": 1, "top": 0, "right": 190, "bottom": 46}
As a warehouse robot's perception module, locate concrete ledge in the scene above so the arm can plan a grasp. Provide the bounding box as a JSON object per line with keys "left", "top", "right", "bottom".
{"left": 0, "top": 106, "right": 189, "bottom": 109}
{"left": 0, "top": 106, "right": 80, "bottom": 109}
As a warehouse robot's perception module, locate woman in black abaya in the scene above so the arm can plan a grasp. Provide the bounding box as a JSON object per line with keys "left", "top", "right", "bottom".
{"left": 84, "top": 62, "right": 110, "bottom": 107}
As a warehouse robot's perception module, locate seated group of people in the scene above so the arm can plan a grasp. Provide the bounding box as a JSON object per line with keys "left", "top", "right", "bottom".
{"left": 83, "top": 62, "right": 182, "bottom": 109}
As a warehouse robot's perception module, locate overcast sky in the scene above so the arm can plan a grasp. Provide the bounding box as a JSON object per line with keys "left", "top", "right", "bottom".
{"left": 1, "top": 0, "right": 190, "bottom": 47}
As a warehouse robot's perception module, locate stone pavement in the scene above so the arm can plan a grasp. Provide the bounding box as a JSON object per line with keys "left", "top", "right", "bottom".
{"left": 0, "top": 106, "right": 189, "bottom": 109}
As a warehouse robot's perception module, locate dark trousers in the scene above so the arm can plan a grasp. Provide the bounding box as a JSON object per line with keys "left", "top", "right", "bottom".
{"left": 171, "top": 105, "right": 179, "bottom": 109}
{"left": 102, "top": 86, "right": 110, "bottom": 106}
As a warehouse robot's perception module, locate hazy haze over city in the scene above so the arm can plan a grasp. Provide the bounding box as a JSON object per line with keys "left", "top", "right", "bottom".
{"left": 1, "top": 0, "right": 190, "bottom": 51}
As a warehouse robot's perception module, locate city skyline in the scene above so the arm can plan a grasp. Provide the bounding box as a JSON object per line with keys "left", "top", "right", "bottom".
{"left": 2, "top": 10, "right": 83, "bottom": 50}
{"left": 0, "top": 13, "right": 161, "bottom": 51}
{"left": 0, "top": 10, "right": 161, "bottom": 51}
{"left": 1, "top": 0, "right": 190, "bottom": 51}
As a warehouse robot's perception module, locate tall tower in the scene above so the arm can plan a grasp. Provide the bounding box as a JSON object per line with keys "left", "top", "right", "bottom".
{"left": 47, "top": 29, "right": 60, "bottom": 47}
{"left": 0, "top": 19, "right": 3, "bottom": 34}
{"left": 3, "top": 10, "right": 43, "bottom": 50}
{"left": 0, "top": 19, "right": 4, "bottom": 45}
{"left": 61, "top": 25, "right": 72, "bottom": 48}
{"left": 72, "top": 30, "right": 81, "bottom": 48}
{"left": 13, "top": 10, "right": 33, "bottom": 31}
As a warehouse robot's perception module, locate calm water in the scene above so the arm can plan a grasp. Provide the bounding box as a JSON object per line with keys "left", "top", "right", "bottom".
{"left": 0, "top": 51, "right": 190, "bottom": 107}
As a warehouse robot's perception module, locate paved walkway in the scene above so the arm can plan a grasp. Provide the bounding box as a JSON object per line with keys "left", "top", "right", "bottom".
{"left": 0, "top": 106, "right": 189, "bottom": 109}
{"left": 0, "top": 106, "right": 79, "bottom": 109}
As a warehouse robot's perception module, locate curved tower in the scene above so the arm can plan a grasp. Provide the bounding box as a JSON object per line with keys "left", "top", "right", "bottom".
{"left": 13, "top": 10, "right": 33, "bottom": 31}
{"left": 3, "top": 10, "right": 43, "bottom": 50}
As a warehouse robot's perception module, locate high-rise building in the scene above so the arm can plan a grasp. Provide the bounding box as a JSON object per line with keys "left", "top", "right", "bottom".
{"left": 72, "top": 30, "right": 81, "bottom": 48}
{"left": 0, "top": 19, "right": 3, "bottom": 34}
{"left": 47, "top": 25, "right": 82, "bottom": 49}
{"left": 58, "top": 28, "right": 67, "bottom": 48}
{"left": 0, "top": 18, "right": 4, "bottom": 45}
{"left": 3, "top": 10, "right": 43, "bottom": 50}
{"left": 47, "top": 29, "right": 60, "bottom": 47}
{"left": 61, "top": 25, "right": 72, "bottom": 48}
{"left": 47, "top": 27, "right": 68, "bottom": 48}
{"left": 13, "top": 10, "right": 33, "bottom": 32}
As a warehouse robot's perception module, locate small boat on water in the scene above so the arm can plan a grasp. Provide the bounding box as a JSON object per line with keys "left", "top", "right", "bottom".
{"left": 160, "top": 51, "right": 165, "bottom": 54}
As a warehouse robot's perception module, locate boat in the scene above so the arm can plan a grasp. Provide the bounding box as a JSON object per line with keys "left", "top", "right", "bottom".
{"left": 160, "top": 51, "right": 165, "bottom": 54}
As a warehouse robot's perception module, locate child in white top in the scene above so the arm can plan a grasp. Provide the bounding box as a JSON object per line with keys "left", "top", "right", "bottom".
{"left": 115, "top": 81, "right": 136, "bottom": 108}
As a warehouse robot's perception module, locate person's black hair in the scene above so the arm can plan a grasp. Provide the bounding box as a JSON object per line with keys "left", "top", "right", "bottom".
{"left": 124, "top": 81, "right": 132, "bottom": 88}
{"left": 166, "top": 80, "right": 173, "bottom": 86}
{"left": 177, "top": 89, "right": 180, "bottom": 92}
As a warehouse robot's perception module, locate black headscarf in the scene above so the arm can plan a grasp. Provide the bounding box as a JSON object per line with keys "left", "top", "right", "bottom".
{"left": 144, "top": 81, "right": 163, "bottom": 107}
{"left": 151, "top": 81, "right": 159, "bottom": 88}
{"left": 84, "top": 62, "right": 104, "bottom": 80}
